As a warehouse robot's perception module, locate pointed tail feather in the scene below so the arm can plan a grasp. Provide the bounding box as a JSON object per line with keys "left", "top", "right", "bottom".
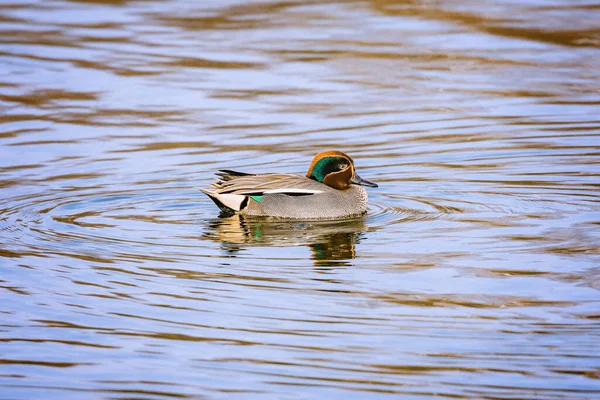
{"left": 200, "top": 188, "right": 247, "bottom": 212}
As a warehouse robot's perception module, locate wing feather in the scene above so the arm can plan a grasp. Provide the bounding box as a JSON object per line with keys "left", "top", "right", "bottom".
{"left": 209, "top": 171, "right": 323, "bottom": 196}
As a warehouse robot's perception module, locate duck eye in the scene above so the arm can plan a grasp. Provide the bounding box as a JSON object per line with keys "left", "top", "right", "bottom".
{"left": 338, "top": 163, "right": 348, "bottom": 170}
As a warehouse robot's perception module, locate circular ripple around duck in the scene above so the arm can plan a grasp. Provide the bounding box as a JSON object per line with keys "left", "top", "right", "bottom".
{"left": 367, "top": 195, "right": 459, "bottom": 227}
{"left": 2, "top": 187, "right": 216, "bottom": 263}
{"left": 6, "top": 185, "right": 555, "bottom": 265}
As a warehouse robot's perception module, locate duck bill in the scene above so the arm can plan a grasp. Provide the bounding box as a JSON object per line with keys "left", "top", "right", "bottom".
{"left": 350, "top": 174, "right": 378, "bottom": 188}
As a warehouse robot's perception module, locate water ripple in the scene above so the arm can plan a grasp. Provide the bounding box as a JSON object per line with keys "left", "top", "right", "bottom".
{"left": 1, "top": 0, "right": 600, "bottom": 399}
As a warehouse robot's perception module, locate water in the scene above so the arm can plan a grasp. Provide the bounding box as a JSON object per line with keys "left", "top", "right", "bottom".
{"left": 1, "top": 0, "right": 599, "bottom": 398}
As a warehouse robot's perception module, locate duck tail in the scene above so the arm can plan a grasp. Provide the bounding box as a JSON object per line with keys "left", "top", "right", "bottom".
{"left": 200, "top": 188, "right": 247, "bottom": 212}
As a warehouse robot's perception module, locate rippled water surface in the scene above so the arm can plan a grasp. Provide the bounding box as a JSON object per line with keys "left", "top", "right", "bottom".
{"left": 1, "top": 0, "right": 600, "bottom": 398}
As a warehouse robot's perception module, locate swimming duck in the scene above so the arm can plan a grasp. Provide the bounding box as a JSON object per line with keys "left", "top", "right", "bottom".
{"left": 201, "top": 150, "right": 377, "bottom": 219}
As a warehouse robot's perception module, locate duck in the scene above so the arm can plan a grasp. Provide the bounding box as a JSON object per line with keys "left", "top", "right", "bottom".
{"left": 201, "top": 150, "right": 377, "bottom": 220}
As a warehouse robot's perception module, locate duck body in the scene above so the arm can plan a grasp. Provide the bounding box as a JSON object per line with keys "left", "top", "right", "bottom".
{"left": 201, "top": 151, "right": 377, "bottom": 220}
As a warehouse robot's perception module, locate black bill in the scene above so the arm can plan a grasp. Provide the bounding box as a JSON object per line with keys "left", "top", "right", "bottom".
{"left": 350, "top": 173, "right": 378, "bottom": 188}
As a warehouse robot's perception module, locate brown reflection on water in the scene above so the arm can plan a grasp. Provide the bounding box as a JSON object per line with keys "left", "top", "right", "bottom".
{"left": 204, "top": 216, "right": 368, "bottom": 266}
{"left": 371, "top": 0, "right": 600, "bottom": 48}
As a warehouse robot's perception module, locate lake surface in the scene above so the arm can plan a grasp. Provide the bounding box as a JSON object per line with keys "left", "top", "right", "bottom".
{"left": 1, "top": 0, "right": 599, "bottom": 398}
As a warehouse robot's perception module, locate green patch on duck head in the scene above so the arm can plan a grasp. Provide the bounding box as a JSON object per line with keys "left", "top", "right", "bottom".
{"left": 308, "top": 156, "right": 350, "bottom": 183}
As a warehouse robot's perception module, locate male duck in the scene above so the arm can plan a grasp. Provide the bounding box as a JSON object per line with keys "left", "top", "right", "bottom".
{"left": 201, "top": 150, "right": 377, "bottom": 219}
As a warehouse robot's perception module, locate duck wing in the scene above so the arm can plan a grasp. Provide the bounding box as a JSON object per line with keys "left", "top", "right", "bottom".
{"left": 212, "top": 171, "right": 324, "bottom": 196}
{"left": 200, "top": 171, "right": 325, "bottom": 213}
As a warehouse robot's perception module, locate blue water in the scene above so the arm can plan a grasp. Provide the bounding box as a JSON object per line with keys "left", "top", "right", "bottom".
{"left": 1, "top": 0, "right": 599, "bottom": 398}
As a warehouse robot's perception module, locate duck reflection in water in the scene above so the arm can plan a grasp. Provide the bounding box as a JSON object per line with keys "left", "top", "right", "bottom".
{"left": 203, "top": 214, "right": 369, "bottom": 266}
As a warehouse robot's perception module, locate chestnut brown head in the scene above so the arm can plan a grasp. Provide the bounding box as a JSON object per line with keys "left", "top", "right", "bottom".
{"left": 306, "top": 150, "right": 377, "bottom": 190}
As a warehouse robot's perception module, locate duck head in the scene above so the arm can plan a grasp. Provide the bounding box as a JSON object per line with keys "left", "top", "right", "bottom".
{"left": 306, "top": 150, "right": 378, "bottom": 190}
